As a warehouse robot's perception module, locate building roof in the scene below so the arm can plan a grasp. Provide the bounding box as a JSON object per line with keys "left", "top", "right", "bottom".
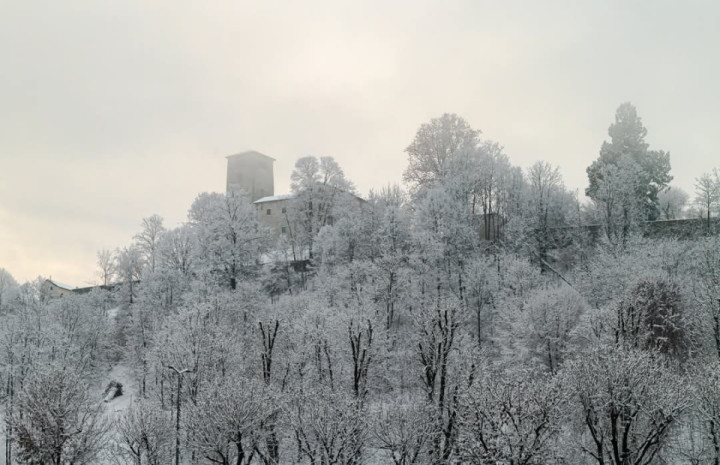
{"left": 47, "top": 279, "right": 75, "bottom": 291}
{"left": 226, "top": 150, "right": 276, "bottom": 162}
{"left": 254, "top": 194, "right": 294, "bottom": 204}
{"left": 254, "top": 187, "right": 367, "bottom": 205}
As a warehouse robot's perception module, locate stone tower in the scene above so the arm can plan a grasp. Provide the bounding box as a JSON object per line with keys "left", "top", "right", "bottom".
{"left": 226, "top": 151, "right": 275, "bottom": 202}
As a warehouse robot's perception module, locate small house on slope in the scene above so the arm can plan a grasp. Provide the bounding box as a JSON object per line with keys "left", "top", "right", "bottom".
{"left": 41, "top": 279, "right": 76, "bottom": 299}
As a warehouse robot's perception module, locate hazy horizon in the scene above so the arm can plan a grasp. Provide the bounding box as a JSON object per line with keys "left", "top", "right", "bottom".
{"left": 2, "top": 1, "right": 719, "bottom": 285}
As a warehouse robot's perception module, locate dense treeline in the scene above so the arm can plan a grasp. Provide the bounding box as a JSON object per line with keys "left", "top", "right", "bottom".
{"left": 1, "top": 105, "right": 720, "bottom": 464}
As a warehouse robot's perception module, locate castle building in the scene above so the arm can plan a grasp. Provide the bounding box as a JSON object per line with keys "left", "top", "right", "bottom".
{"left": 227, "top": 150, "right": 365, "bottom": 240}
{"left": 226, "top": 150, "right": 291, "bottom": 236}
{"left": 226, "top": 151, "right": 275, "bottom": 203}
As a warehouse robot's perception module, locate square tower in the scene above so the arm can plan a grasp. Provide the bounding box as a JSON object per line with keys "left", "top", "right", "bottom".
{"left": 226, "top": 151, "right": 275, "bottom": 202}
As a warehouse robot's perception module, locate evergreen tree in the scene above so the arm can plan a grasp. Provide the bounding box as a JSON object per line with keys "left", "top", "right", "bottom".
{"left": 586, "top": 103, "right": 672, "bottom": 221}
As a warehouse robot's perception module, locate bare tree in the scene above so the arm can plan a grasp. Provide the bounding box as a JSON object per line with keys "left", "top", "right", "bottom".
{"left": 115, "top": 245, "right": 144, "bottom": 304}
{"left": 159, "top": 225, "right": 195, "bottom": 276}
{"left": 186, "top": 377, "right": 277, "bottom": 465}
{"left": 189, "top": 191, "right": 268, "bottom": 289}
{"left": 113, "top": 400, "right": 173, "bottom": 465}
{"left": 564, "top": 346, "right": 689, "bottom": 465}
{"left": 459, "top": 367, "right": 564, "bottom": 464}
{"left": 371, "top": 397, "right": 433, "bottom": 465}
{"left": 695, "top": 169, "right": 720, "bottom": 232}
{"left": 134, "top": 214, "right": 166, "bottom": 273}
{"left": 12, "top": 368, "right": 109, "bottom": 464}
{"left": 289, "top": 155, "right": 354, "bottom": 259}
{"left": 0, "top": 267, "right": 18, "bottom": 311}
{"left": 291, "top": 389, "right": 366, "bottom": 465}
{"left": 403, "top": 113, "right": 480, "bottom": 195}
{"left": 416, "top": 297, "right": 460, "bottom": 462}
{"left": 96, "top": 248, "right": 115, "bottom": 286}
{"left": 658, "top": 187, "right": 689, "bottom": 220}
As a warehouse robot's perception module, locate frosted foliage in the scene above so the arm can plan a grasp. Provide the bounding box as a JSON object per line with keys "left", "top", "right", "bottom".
{"left": 6, "top": 111, "right": 720, "bottom": 464}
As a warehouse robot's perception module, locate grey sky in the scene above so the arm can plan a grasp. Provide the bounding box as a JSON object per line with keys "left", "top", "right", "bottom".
{"left": 1, "top": 1, "right": 719, "bottom": 285}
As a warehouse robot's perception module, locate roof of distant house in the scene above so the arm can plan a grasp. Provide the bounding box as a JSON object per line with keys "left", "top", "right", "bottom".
{"left": 226, "top": 150, "right": 276, "bottom": 162}
{"left": 47, "top": 279, "right": 75, "bottom": 291}
{"left": 254, "top": 194, "right": 294, "bottom": 204}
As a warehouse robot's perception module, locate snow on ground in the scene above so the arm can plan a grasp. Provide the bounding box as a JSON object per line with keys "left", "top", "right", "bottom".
{"left": 106, "top": 305, "right": 120, "bottom": 320}
{"left": 101, "top": 306, "right": 136, "bottom": 419}
{"left": 101, "top": 363, "right": 136, "bottom": 417}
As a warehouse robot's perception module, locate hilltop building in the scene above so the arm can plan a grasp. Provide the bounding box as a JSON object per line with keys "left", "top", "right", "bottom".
{"left": 226, "top": 151, "right": 275, "bottom": 202}
{"left": 41, "top": 279, "right": 75, "bottom": 299}
{"left": 254, "top": 194, "right": 295, "bottom": 236}
{"left": 226, "top": 150, "right": 365, "bottom": 239}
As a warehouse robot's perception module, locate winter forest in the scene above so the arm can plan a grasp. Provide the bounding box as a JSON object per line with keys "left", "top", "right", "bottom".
{"left": 3, "top": 104, "right": 720, "bottom": 465}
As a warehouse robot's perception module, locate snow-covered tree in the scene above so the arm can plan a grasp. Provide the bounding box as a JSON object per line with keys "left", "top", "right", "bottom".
{"left": 563, "top": 346, "right": 689, "bottom": 465}
{"left": 115, "top": 245, "right": 144, "bottom": 304}
{"left": 403, "top": 113, "right": 480, "bottom": 196}
{"left": 288, "top": 155, "right": 355, "bottom": 260}
{"left": 12, "top": 367, "right": 109, "bottom": 464}
{"left": 0, "top": 267, "right": 18, "bottom": 311}
{"left": 158, "top": 224, "right": 196, "bottom": 276}
{"left": 134, "top": 214, "right": 166, "bottom": 273}
{"left": 459, "top": 366, "right": 564, "bottom": 464}
{"left": 586, "top": 102, "right": 672, "bottom": 221}
{"left": 658, "top": 186, "right": 689, "bottom": 220}
{"left": 113, "top": 400, "right": 173, "bottom": 465}
{"left": 694, "top": 169, "right": 720, "bottom": 231}
{"left": 96, "top": 249, "right": 114, "bottom": 286}
{"left": 189, "top": 190, "right": 268, "bottom": 290}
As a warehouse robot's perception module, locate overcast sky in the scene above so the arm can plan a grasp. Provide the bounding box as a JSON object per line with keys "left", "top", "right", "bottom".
{"left": 1, "top": 0, "right": 719, "bottom": 285}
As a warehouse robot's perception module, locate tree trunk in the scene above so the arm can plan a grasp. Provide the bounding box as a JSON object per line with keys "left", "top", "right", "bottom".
{"left": 175, "top": 374, "right": 182, "bottom": 465}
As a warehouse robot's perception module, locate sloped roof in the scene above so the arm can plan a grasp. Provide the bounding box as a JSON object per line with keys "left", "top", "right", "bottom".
{"left": 254, "top": 194, "right": 294, "bottom": 204}
{"left": 226, "top": 150, "right": 276, "bottom": 162}
{"left": 47, "top": 279, "right": 75, "bottom": 291}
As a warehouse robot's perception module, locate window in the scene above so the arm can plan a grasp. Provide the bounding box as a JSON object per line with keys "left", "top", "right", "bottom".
{"left": 266, "top": 209, "right": 271, "bottom": 215}
{"left": 281, "top": 226, "right": 287, "bottom": 234}
{"left": 281, "top": 207, "right": 286, "bottom": 214}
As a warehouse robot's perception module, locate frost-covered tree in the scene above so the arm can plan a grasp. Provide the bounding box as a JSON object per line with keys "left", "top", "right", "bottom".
{"left": 614, "top": 278, "right": 690, "bottom": 359}
{"left": 588, "top": 155, "right": 646, "bottom": 246}
{"left": 403, "top": 113, "right": 480, "bottom": 196}
{"left": 526, "top": 161, "right": 569, "bottom": 269}
{"left": 371, "top": 397, "right": 433, "bottom": 465}
{"left": 658, "top": 186, "right": 689, "bottom": 220}
{"left": 0, "top": 267, "right": 18, "bottom": 311}
{"left": 158, "top": 224, "right": 195, "bottom": 276}
{"left": 115, "top": 245, "right": 144, "bottom": 304}
{"left": 186, "top": 377, "right": 278, "bottom": 465}
{"left": 694, "top": 169, "right": 720, "bottom": 231}
{"left": 113, "top": 400, "right": 173, "bottom": 465}
{"left": 134, "top": 214, "right": 166, "bottom": 273}
{"left": 288, "top": 156, "right": 355, "bottom": 260}
{"left": 290, "top": 389, "right": 366, "bottom": 465}
{"left": 586, "top": 102, "right": 672, "bottom": 221}
{"left": 563, "top": 346, "right": 689, "bottom": 465}
{"left": 189, "top": 190, "right": 268, "bottom": 289}
{"left": 693, "top": 238, "right": 720, "bottom": 360}
{"left": 96, "top": 249, "right": 114, "bottom": 286}
{"left": 513, "top": 285, "right": 586, "bottom": 373}
{"left": 459, "top": 366, "right": 564, "bottom": 464}
{"left": 12, "top": 367, "right": 109, "bottom": 464}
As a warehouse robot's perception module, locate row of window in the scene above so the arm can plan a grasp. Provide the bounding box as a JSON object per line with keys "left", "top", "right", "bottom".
{"left": 266, "top": 207, "right": 287, "bottom": 215}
